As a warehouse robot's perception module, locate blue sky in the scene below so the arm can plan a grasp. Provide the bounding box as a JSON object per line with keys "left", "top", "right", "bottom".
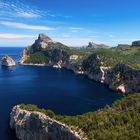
{"left": 0, "top": 0, "right": 140, "bottom": 47}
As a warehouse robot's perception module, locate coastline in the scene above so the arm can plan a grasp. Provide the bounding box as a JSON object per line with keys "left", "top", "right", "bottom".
{"left": 19, "top": 62, "right": 137, "bottom": 94}
{"left": 19, "top": 63, "right": 47, "bottom": 66}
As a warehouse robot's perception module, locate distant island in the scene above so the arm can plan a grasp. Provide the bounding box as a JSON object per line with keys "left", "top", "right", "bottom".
{"left": 19, "top": 33, "right": 140, "bottom": 94}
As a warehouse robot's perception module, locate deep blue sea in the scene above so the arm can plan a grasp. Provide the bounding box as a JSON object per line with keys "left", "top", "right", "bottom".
{"left": 0, "top": 47, "right": 122, "bottom": 140}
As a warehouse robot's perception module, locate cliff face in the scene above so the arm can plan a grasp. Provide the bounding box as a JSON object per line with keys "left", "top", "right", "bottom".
{"left": 1, "top": 55, "right": 16, "bottom": 66}
{"left": 82, "top": 54, "right": 140, "bottom": 94}
{"left": 10, "top": 106, "right": 84, "bottom": 140}
{"left": 20, "top": 34, "right": 69, "bottom": 67}
{"left": 83, "top": 54, "right": 108, "bottom": 82}
{"left": 105, "top": 63, "right": 140, "bottom": 93}
{"left": 20, "top": 34, "right": 140, "bottom": 94}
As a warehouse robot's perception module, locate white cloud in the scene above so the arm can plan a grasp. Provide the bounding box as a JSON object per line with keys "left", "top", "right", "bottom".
{"left": 0, "top": 33, "right": 36, "bottom": 39}
{"left": 68, "top": 27, "right": 85, "bottom": 33}
{"left": 0, "top": 1, "right": 71, "bottom": 19}
{"left": 0, "top": 0, "right": 41, "bottom": 18}
{"left": 16, "top": 11, "right": 41, "bottom": 18}
{"left": 0, "top": 21, "right": 54, "bottom": 30}
{"left": 70, "top": 27, "right": 84, "bottom": 30}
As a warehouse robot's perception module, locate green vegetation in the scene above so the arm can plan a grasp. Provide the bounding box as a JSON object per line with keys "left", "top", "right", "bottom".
{"left": 20, "top": 93, "right": 140, "bottom": 140}
{"left": 26, "top": 52, "right": 49, "bottom": 64}
{"left": 93, "top": 46, "right": 140, "bottom": 69}
{"left": 20, "top": 104, "right": 55, "bottom": 118}
{"left": 25, "top": 43, "right": 140, "bottom": 70}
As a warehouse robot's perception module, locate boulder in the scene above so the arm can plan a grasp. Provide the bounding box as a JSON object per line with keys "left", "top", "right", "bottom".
{"left": 1, "top": 55, "right": 16, "bottom": 66}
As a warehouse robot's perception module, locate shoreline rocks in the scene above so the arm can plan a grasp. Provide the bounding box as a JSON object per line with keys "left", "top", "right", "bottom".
{"left": 19, "top": 34, "right": 140, "bottom": 94}
{"left": 1, "top": 55, "right": 16, "bottom": 67}
{"left": 10, "top": 105, "right": 85, "bottom": 140}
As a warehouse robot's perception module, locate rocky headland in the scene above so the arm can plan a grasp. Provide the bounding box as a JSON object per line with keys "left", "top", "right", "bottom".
{"left": 1, "top": 55, "right": 16, "bottom": 66}
{"left": 10, "top": 93, "right": 140, "bottom": 140}
{"left": 10, "top": 105, "right": 85, "bottom": 140}
{"left": 20, "top": 33, "right": 140, "bottom": 94}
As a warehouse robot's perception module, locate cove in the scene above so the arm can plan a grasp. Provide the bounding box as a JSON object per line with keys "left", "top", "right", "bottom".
{"left": 0, "top": 47, "right": 122, "bottom": 140}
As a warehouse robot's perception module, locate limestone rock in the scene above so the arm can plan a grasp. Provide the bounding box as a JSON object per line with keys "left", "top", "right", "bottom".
{"left": 33, "top": 33, "right": 54, "bottom": 50}
{"left": 87, "top": 42, "right": 109, "bottom": 49}
{"left": 105, "top": 63, "right": 140, "bottom": 93}
{"left": 83, "top": 54, "right": 140, "bottom": 94}
{"left": 20, "top": 49, "right": 29, "bottom": 64}
{"left": 10, "top": 105, "right": 84, "bottom": 140}
{"left": 1, "top": 55, "right": 16, "bottom": 66}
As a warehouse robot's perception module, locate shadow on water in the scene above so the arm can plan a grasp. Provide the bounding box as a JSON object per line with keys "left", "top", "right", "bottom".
{"left": 1, "top": 65, "right": 16, "bottom": 71}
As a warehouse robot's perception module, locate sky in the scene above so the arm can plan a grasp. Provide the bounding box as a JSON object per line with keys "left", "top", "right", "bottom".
{"left": 0, "top": 0, "right": 140, "bottom": 47}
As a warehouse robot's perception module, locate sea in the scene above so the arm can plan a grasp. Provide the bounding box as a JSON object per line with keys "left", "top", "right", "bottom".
{"left": 0, "top": 47, "right": 122, "bottom": 140}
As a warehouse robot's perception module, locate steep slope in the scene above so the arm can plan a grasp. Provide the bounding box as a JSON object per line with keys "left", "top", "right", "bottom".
{"left": 20, "top": 33, "right": 69, "bottom": 67}
{"left": 11, "top": 93, "right": 140, "bottom": 140}
{"left": 10, "top": 105, "right": 86, "bottom": 140}
{"left": 20, "top": 34, "right": 140, "bottom": 94}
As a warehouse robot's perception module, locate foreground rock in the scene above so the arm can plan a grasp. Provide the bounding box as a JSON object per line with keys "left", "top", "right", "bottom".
{"left": 1, "top": 55, "right": 16, "bottom": 66}
{"left": 10, "top": 105, "right": 84, "bottom": 140}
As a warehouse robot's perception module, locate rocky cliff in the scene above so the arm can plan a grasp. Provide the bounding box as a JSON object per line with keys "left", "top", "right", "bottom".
{"left": 20, "top": 33, "right": 69, "bottom": 67}
{"left": 82, "top": 54, "right": 140, "bottom": 94}
{"left": 20, "top": 34, "right": 140, "bottom": 94}
{"left": 1, "top": 55, "right": 16, "bottom": 66}
{"left": 105, "top": 63, "right": 140, "bottom": 93}
{"left": 10, "top": 105, "right": 85, "bottom": 140}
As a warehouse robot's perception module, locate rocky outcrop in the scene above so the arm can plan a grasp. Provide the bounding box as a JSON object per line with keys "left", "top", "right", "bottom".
{"left": 32, "top": 33, "right": 54, "bottom": 51}
{"left": 20, "top": 34, "right": 69, "bottom": 66}
{"left": 117, "top": 44, "right": 131, "bottom": 50}
{"left": 132, "top": 40, "right": 140, "bottom": 46}
{"left": 105, "top": 63, "right": 140, "bottom": 93}
{"left": 19, "top": 34, "right": 140, "bottom": 94}
{"left": 20, "top": 49, "right": 30, "bottom": 64}
{"left": 87, "top": 42, "right": 109, "bottom": 49}
{"left": 83, "top": 54, "right": 109, "bottom": 82}
{"left": 65, "top": 55, "right": 84, "bottom": 74}
{"left": 82, "top": 54, "right": 140, "bottom": 94}
{"left": 1, "top": 55, "right": 16, "bottom": 66}
{"left": 10, "top": 105, "right": 85, "bottom": 140}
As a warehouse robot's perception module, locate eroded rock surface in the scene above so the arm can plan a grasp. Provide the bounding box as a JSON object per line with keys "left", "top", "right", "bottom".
{"left": 10, "top": 106, "right": 84, "bottom": 140}
{"left": 1, "top": 55, "right": 16, "bottom": 66}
